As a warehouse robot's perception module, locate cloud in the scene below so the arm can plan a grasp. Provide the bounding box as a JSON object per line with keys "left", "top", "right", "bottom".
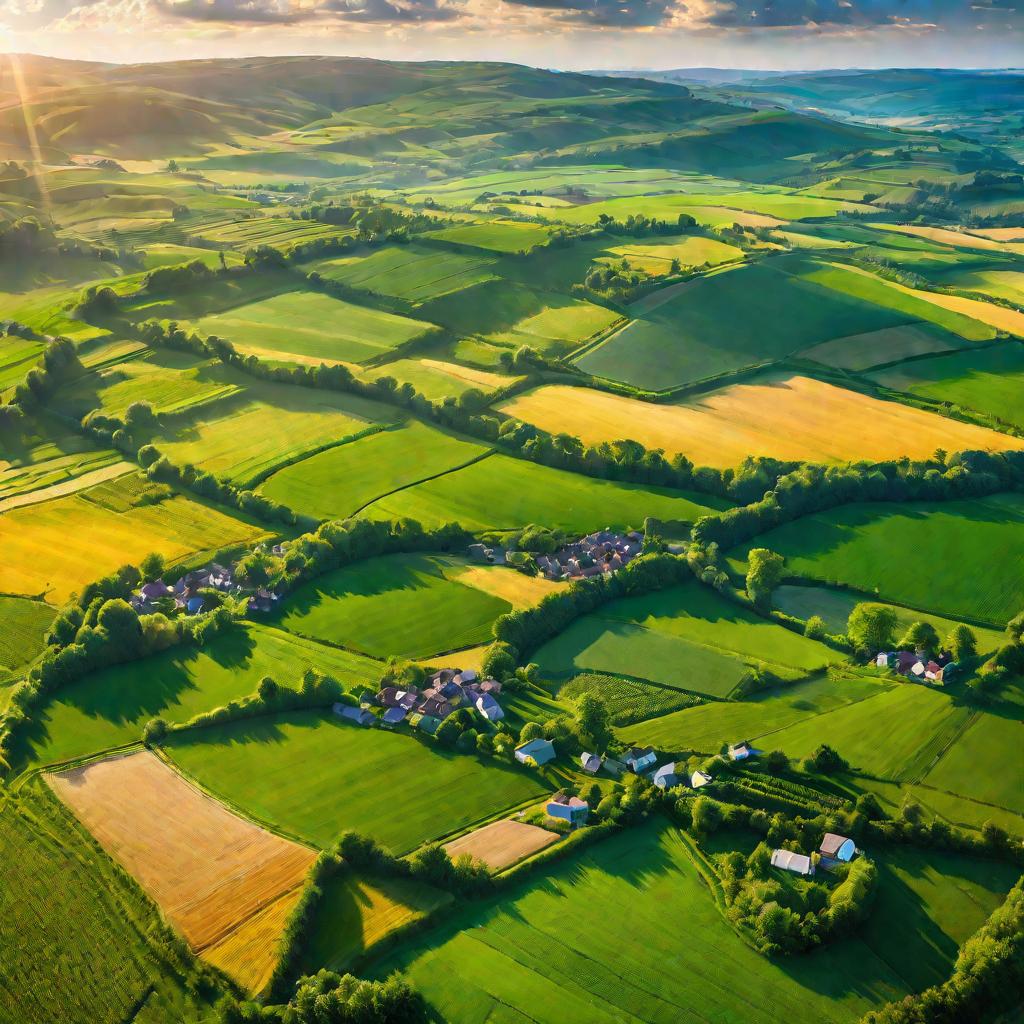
{"left": 500, "top": 0, "right": 679, "bottom": 27}
{"left": 694, "top": 0, "right": 1021, "bottom": 29}
{"left": 152, "top": 0, "right": 463, "bottom": 22}
{"left": 322, "top": 0, "right": 463, "bottom": 20}
{"left": 1, "top": 0, "right": 106, "bottom": 28}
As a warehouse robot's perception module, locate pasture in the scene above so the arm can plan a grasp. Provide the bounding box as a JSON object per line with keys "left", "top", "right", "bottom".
{"left": 558, "top": 672, "right": 702, "bottom": 728}
{"left": 800, "top": 323, "right": 967, "bottom": 371}
{"left": 259, "top": 420, "right": 489, "bottom": 519}
{"left": 497, "top": 378, "right": 1022, "bottom": 468}
{"left": 0, "top": 595, "right": 55, "bottom": 686}
{"left": 444, "top": 819, "right": 560, "bottom": 872}
{"left": 935, "top": 267, "right": 1024, "bottom": 306}
{"left": 48, "top": 753, "right": 316, "bottom": 983}
{"left": 362, "top": 452, "right": 726, "bottom": 534}
{"left": 368, "top": 822, "right": 910, "bottom": 1024}
{"left": 429, "top": 220, "right": 554, "bottom": 254}
{"left": 190, "top": 290, "right": 438, "bottom": 365}
{"left": 24, "top": 623, "right": 383, "bottom": 770}
{"left": 0, "top": 474, "right": 269, "bottom": 604}
{"left": 359, "top": 357, "right": 520, "bottom": 401}
{"left": 0, "top": 431, "right": 128, "bottom": 506}
{"left": 732, "top": 493, "right": 1024, "bottom": 626}
{"left": 603, "top": 235, "right": 742, "bottom": 274}
{"left": 275, "top": 553, "right": 512, "bottom": 659}
{"left": 165, "top": 710, "right": 548, "bottom": 852}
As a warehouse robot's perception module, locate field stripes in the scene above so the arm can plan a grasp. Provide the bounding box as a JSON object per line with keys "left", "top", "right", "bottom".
{"left": 0, "top": 461, "right": 136, "bottom": 514}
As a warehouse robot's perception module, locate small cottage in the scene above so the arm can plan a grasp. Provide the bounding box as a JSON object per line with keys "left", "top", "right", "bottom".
{"left": 475, "top": 693, "right": 505, "bottom": 721}
{"left": 334, "top": 704, "right": 374, "bottom": 727}
{"left": 625, "top": 746, "right": 657, "bottom": 773}
{"left": 690, "top": 770, "right": 713, "bottom": 789}
{"left": 652, "top": 763, "right": 679, "bottom": 789}
{"left": 728, "top": 742, "right": 754, "bottom": 761}
{"left": 515, "top": 738, "right": 556, "bottom": 766}
{"left": 819, "top": 833, "right": 856, "bottom": 862}
{"left": 771, "top": 849, "right": 814, "bottom": 876}
{"left": 546, "top": 794, "right": 589, "bottom": 826}
{"left": 580, "top": 751, "right": 602, "bottom": 774}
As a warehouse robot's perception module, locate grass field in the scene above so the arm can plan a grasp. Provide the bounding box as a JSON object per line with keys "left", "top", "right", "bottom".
{"left": 603, "top": 235, "right": 742, "bottom": 274}
{"left": 800, "top": 323, "right": 967, "bottom": 371}
{"left": 498, "top": 378, "right": 1022, "bottom": 468}
{"left": 935, "top": 268, "right": 1024, "bottom": 306}
{"left": 558, "top": 672, "right": 702, "bottom": 728}
{"left": 444, "top": 819, "right": 559, "bottom": 871}
{"left": 367, "top": 821, "right": 910, "bottom": 1023}
{"left": 275, "top": 553, "right": 512, "bottom": 659}
{"left": 870, "top": 343, "right": 1024, "bottom": 432}
{"left": 486, "top": 294, "right": 623, "bottom": 356}
{"left": 0, "top": 595, "right": 55, "bottom": 684}
{"left": 48, "top": 753, "right": 315, "bottom": 984}
{"left": 450, "top": 564, "right": 564, "bottom": 609}
{"left": 259, "top": 421, "right": 489, "bottom": 519}
{"left": 0, "top": 786, "right": 211, "bottom": 1024}
{"left": 362, "top": 452, "right": 726, "bottom": 534}
{"left": 0, "top": 474, "right": 270, "bottom": 604}
{"left": 165, "top": 710, "right": 549, "bottom": 852}
{"left": 359, "top": 357, "right": 520, "bottom": 401}
{"left": 731, "top": 493, "right": 1024, "bottom": 626}
{"left": 429, "top": 220, "right": 554, "bottom": 254}
{"left": 300, "top": 873, "right": 452, "bottom": 976}
{"left": 190, "top": 290, "right": 438, "bottom": 365}
{"left": 24, "top": 623, "right": 383, "bottom": 770}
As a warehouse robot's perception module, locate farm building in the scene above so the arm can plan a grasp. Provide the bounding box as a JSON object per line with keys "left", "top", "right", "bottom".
{"left": 602, "top": 757, "right": 626, "bottom": 778}
{"left": 652, "top": 763, "right": 679, "bottom": 789}
{"left": 334, "top": 704, "right": 374, "bottom": 727}
{"left": 515, "top": 738, "right": 556, "bottom": 766}
{"left": 580, "top": 752, "right": 603, "bottom": 774}
{"left": 378, "top": 686, "right": 419, "bottom": 711}
{"left": 475, "top": 694, "right": 504, "bottom": 721}
{"left": 819, "top": 833, "right": 856, "bottom": 862}
{"left": 139, "top": 581, "right": 172, "bottom": 601}
{"left": 625, "top": 746, "right": 657, "bottom": 773}
{"left": 414, "top": 714, "right": 441, "bottom": 736}
{"left": 882, "top": 650, "right": 953, "bottom": 684}
{"left": 185, "top": 596, "right": 205, "bottom": 615}
{"left": 690, "top": 770, "right": 713, "bottom": 789}
{"left": 547, "top": 794, "right": 589, "bottom": 826}
{"left": 728, "top": 742, "right": 754, "bottom": 761}
{"left": 771, "top": 849, "right": 815, "bottom": 876}
{"left": 382, "top": 707, "right": 408, "bottom": 726}
{"left": 533, "top": 529, "right": 645, "bottom": 581}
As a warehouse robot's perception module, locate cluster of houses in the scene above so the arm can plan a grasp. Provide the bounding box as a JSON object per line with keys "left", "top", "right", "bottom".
{"left": 534, "top": 529, "right": 645, "bottom": 581}
{"left": 770, "top": 833, "right": 858, "bottom": 877}
{"left": 334, "top": 668, "right": 506, "bottom": 733}
{"left": 875, "top": 649, "right": 957, "bottom": 685}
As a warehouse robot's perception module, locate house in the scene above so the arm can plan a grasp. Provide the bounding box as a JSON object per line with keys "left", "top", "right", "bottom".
{"left": 728, "top": 742, "right": 754, "bottom": 761}
{"left": 690, "top": 770, "right": 713, "bottom": 789}
{"left": 174, "top": 569, "right": 210, "bottom": 595}
{"left": 625, "top": 746, "right": 657, "bottom": 773}
{"left": 467, "top": 543, "right": 495, "bottom": 563}
{"left": 479, "top": 678, "right": 502, "bottom": 695}
{"left": 382, "top": 706, "right": 408, "bottom": 726}
{"left": 911, "top": 660, "right": 926, "bottom": 678}
{"left": 580, "top": 751, "right": 602, "bottom": 774}
{"left": 458, "top": 669, "right": 479, "bottom": 684}
{"left": 333, "top": 704, "right": 374, "bottom": 727}
{"left": 416, "top": 714, "right": 441, "bottom": 736}
{"left": 546, "top": 794, "right": 589, "bottom": 826}
{"left": 652, "top": 763, "right": 679, "bottom": 789}
{"left": 208, "top": 564, "right": 233, "bottom": 589}
{"left": 186, "top": 595, "right": 205, "bottom": 615}
{"left": 139, "top": 581, "right": 171, "bottom": 602}
{"left": 819, "top": 833, "right": 856, "bottom": 862}
{"left": 515, "top": 738, "right": 556, "bottom": 766}
{"left": 602, "top": 757, "right": 626, "bottom": 778}
{"left": 771, "top": 849, "right": 815, "bottom": 876}
{"left": 430, "top": 669, "right": 457, "bottom": 686}
{"left": 271, "top": 544, "right": 286, "bottom": 557}
{"left": 418, "top": 696, "right": 453, "bottom": 719}
{"left": 875, "top": 652, "right": 892, "bottom": 668}
{"left": 924, "top": 660, "right": 944, "bottom": 682}
{"left": 475, "top": 693, "right": 504, "bottom": 721}
{"left": 893, "top": 651, "right": 919, "bottom": 675}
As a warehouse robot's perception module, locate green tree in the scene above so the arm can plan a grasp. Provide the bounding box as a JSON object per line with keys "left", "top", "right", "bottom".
{"left": 807, "top": 744, "right": 848, "bottom": 774}
{"left": 143, "top": 717, "right": 168, "bottom": 746}
{"left": 139, "top": 551, "right": 165, "bottom": 583}
{"left": 257, "top": 676, "right": 278, "bottom": 703}
{"left": 804, "top": 615, "right": 827, "bottom": 641}
{"left": 574, "top": 692, "right": 611, "bottom": 749}
{"left": 847, "top": 603, "right": 898, "bottom": 654}
{"left": 691, "top": 795, "right": 723, "bottom": 834}
{"left": 897, "top": 620, "right": 940, "bottom": 655}
{"left": 746, "top": 548, "right": 785, "bottom": 609}
{"left": 435, "top": 718, "right": 463, "bottom": 747}
{"left": 519, "top": 721, "right": 543, "bottom": 744}
{"left": 945, "top": 624, "right": 977, "bottom": 662}
{"left": 97, "top": 599, "right": 143, "bottom": 652}
{"left": 765, "top": 749, "right": 789, "bottom": 773}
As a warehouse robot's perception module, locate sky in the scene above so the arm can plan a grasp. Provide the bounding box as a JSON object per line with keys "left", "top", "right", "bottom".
{"left": 1, "top": 0, "right": 1022, "bottom": 69}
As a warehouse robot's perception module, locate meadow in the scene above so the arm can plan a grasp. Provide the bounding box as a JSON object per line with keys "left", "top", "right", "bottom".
{"left": 428, "top": 220, "right": 554, "bottom": 254}
{"left": 800, "top": 323, "right": 967, "bottom": 371}
{"left": 602, "top": 235, "right": 742, "bottom": 273}
{"left": 24, "top": 623, "right": 383, "bottom": 770}
{"left": 731, "top": 493, "right": 1024, "bottom": 626}
{"left": 557, "top": 672, "right": 702, "bottom": 727}
{"left": 362, "top": 452, "right": 727, "bottom": 534}
{"left": 359, "top": 357, "right": 520, "bottom": 401}
{"left": 190, "top": 290, "right": 438, "bottom": 365}
{"left": 274, "top": 553, "right": 512, "bottom": 659}
{"left": 0, "top": 474, "right": 270, "bottom": 604}
{"left": 259, "top": 420, "right": 489, "bottom": 519}
{"left": 0, "top": 596, "right": 55, "bottom": 686}
{"left": 498, "top": 377, "right": 1022, "bottom": 468}
{"left": 165, "top": 710, "right": 548, "bottom": 852}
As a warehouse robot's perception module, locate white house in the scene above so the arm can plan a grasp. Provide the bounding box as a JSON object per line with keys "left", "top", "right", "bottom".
{"left": 728, "top": 742, "right": 753, "bottom": 761}
{"left": 690, "top": 770, "right": 713, "bottom": 789}
{"left": 475, "top": 694, "right": 504, "bottom": 721}
{"left": 819, "top": 833, "right": 856, "bottom": 862}
{"left": 625, "top": 746, "right": 657, "bottom": 773}
{"left": 771, "top": 849, "right": 814, "bottom": 876}
{"left": 580, "top": 752, "right": 602, "bottom": 774}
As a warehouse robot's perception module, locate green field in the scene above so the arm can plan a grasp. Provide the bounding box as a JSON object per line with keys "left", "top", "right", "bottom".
{"left": 557, "top": 672, "right": 702, "bottom": 727}
{"left": 429, "top": 220, "right": 554, "bottom": 254}
{"left": 1, "top": 786, "right": 210, "bottom": 1024}
{"left": 801, "top": 323, "right": 968, "bottom": 371}
{"left": 0, "top": 595, "right": 55, "bottom": 685}
{"left": 166, "top": 710, "right": 548, "bottom": 852}
{"left": 362, "top": 452, "right": 727, "bottom": 533}
{"left": 0, "top": 431, "right": 126, "bottom": 506}
{"left": 191, "top": 290, "right": 438, "bottom": 364}
{"left": 259, "top": 421, "right": 489, "bottom": 519}
{"left": 275, "top": 553, "right": 512, "bottom": 659}
{"left": 23, "top": 623, "right": 382, "bottom": 770}
{"left": 733, "top": 493, "right": 1024, "bottom": 627}
{"left": 359, "top": 357, "right": 521, "bottom": 401}
{"left": 367, "top": 821, "right": 910, "bottom": 1023}
{"left": 870, "top": 343, "right": 1024, "bottom": 432}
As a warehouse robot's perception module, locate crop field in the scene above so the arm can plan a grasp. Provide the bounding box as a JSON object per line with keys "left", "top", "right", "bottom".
{"left": 870, "top": 343, "right": 1024, "bottom": 432}
{"left": 558, "top": 672, "right": 702, "bottom": 727}
{"left": 498, "top": 377, "right": 1021, "bottom": 468}
{"left": 449, "top": 564, "right": 563, "bottom": 609}
{"left": 362, "top": 452, "right": 726, "bottom": 534}
{"left": 732, "top": 493, "right": 1024, "bottom": 626}
{"left": 574, "top": 259, "right": 912, "bottom": 391}
{"left": 444, "top": 819, "right": 560, "bottom": 871}
{"left": 360, "top": 357, "right": 520, "bottom": 401}
{"left": 259, "top": 420, "right": 489, "bottom": 519}
{"left": 303, "top": 244, "right": 497, "bottom": 303}
{"left": 24, "top": 623, "right": 382, "bottom": 770}
{"left": 194, "top": 216, "right": 353, "bottom": 249}
{"left": 47, "top": 753, "right": 316, "bottom": 960}
{"left": 485, "top": 294, "right": 623, "bottom": 356}
{"left": 935, "top": 268, "right": 1024, "bottom": 305}
{"left": 190, "top": 290, "right": 438, "bottom": 365}
{"left": 368, "top": 822, "right": 911, "bottom": 1024}
{"left": 771, "top": 585, "right": 1006, "bottom": 653}
{"left": 0, "top": 474, "right": 270, "bottom": 604}
{"left": 800, "top": 323, "right": 967, "bottom": 370}
{"left": 621, "top": 674, "right": 890, "bottom": 751}
{"left": 602, "top": 235, "right": 742, "bottom": 273}
{"left": 301, "top": 873, "right": 452, "bottom": 976}
{"left": 429, "top": 219, "right": 554, "bottom": 253}
{"left": 0, "top": 596, "right": 54, "bottom": 685}
{"left": 165, "top": 710, "right": 548, "bottom": 852}
{"left": 0, "top": 786, "right": 208, "bottom": 1024}
{"left": 275, "top": 553, "right": 512, "bottom": 659}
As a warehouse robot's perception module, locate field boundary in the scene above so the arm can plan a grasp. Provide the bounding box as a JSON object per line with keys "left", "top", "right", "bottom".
{"left": 0, "top": 461, "right": 137, "bottom": 514}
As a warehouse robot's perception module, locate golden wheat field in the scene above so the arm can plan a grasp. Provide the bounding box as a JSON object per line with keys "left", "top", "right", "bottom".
{"left": 498, "top": 379, "right": 1024, "bottom": 469}
{"left": 443, "top": 819, "right": 559, "bottom": 871}
{"left": 47, "top": 752, "right": 315, "bottom": 981}
{"left": 451, "top": 564, "right": 564, "bottom": 608}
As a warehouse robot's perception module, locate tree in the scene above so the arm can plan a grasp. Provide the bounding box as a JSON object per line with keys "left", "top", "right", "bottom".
{"left": 257, "top": 676, "right": 278, "bottom": 702}
{"left": 807, "top": 744, "right": 848, "bottom": 774}
{"left": 139, "top": 552, "right": 165, "bottom": 583}
{"left": 847, "top": 603, "right": 898, "bottom": 654}
{"left": 435, "top": 717, "right": 463, "bottom": 747}
{"left": 143, "top": 717, "right": 168, "bottom": 745}
{"left": 519, "top": 721, "right": 543, "bottom": 744}
{"left": 804, "top": 615, "right": 827, "bottom": 641}
{"left": 289, "top": 970, "right": 425, "bottom": 1024}
{"left": 746, "top": 548, "right": 785, "bottom": 609}
{"left": 234, "top": 550, "right": 275, "bottom": 587}
{"left": 574, "top": 692, "right": 611, "bottom": 749}
{"left": 97, "top": 599, "right": 143, "bottom": 652}
{"left": 897, "top": 620, "right": 940, "bottom": 656}
{"left": 945, "top": 624, "right": 977, "bottom": 662}
{"left": 124, "top": 401, "right": 156, "bottom": 430}
{"left": 166, "top": 159, "right": 179, "bottom": 173}
{"left": 765, "top": 749, "right": 789, "bottom": 773}
{"left": 691, "top": 795, "right": 723, "bottom": 834}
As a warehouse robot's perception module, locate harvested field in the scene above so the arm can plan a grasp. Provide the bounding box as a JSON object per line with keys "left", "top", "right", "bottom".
{"left": 498, "top": 378, "right": 1024, "bottom": 469}
{"left": 360, "top": 358, "right": 520, "bottom": 401}
{"left": 444, "top": 819, "right": 559, "bottom": 872}
{"left": 872, "top": 224, "right": 1007, "bottom": 252}
{"left": 451, "top": 564, "right": 564, "bottom": 608}
{"left": 47, "top": 752, "right": 315, "bottom": 960}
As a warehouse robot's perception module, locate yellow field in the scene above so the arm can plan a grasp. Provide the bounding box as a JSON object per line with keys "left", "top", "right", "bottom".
{"left": 417, "top": 359, "right": 519, "bottom": 390}
{"left": 603, "top": 237, "right": 742, "bottom": 274}
{"left": 971, "top": 227, "right": 1024, "bottom": 242}
{"left": 0, "top": 462, "right": 135, "bottom": 515}
{"left": 0, "top": 478, "right": 269, "bottom": 603}
{"left": 874, "top": 223, "right": 1007, "bottom": 252}
{"left": 498, "top": 380, "right": 1024, "bottom": 469}
{"left": 417, "top": 643, "right": 489, "bottom": 673}
{"left": 451, "top": 564, "right": 564, "bottom": 608}
{"left": 48, "top": 752, "right": 315, "bottom": 990}
{"left": 444, "top": 819, "right": 559, "bottom": 871}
